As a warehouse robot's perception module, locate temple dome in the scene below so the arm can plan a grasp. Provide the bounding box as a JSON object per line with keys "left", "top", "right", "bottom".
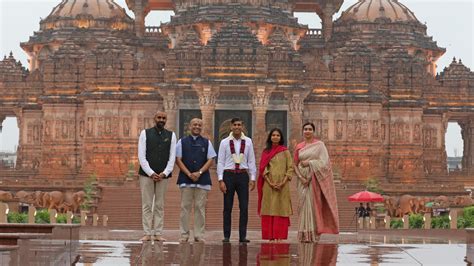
{"left": 340, "top": 0, "right": 419, "bottom": 23}
{"left": 40, "top": 0, "right": 133, "bottom": 31}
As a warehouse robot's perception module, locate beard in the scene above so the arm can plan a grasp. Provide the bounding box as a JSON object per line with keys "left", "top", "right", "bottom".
{"left": 156, "top": 121, "right": 165, "bottom": 129}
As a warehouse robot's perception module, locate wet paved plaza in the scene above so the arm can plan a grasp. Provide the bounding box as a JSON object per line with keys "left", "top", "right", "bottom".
{"left": 0, "top": 229, "right": 471, "bottom": 265}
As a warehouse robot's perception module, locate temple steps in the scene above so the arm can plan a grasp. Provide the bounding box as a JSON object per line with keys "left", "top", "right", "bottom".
{"left": 96, "top": 179, "right": 365, "bottom": 232}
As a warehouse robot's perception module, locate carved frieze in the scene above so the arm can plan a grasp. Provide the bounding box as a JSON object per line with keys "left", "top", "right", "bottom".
{"left": 336, "top": 120, "right": 343, "bottom": 140}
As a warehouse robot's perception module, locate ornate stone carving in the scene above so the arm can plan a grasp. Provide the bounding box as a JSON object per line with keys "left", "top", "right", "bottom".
{"left": 354, "top": 119, "right": 362, "bottom": 138}
{"left": 86, "top": 117, "right": 94, "bottom": 136}
{"left": 289, "top": 96, "right": 304, "bottom": 112}
{"left": 372, "top": 120, "right": 379, "bottom": 139}
{"left": 336, "top": 120, "right": 343, "bottom": 140}
{"left": 197, "top": 86, "right": 219, "bottom": 107}
{"left": 79, "top": 120, "right": 84, "bottom": 138}
{"left": 251, "top": 90, "right": 270, "bottom": 108}
{"left": 122, "top": 118, "right": 131, "bottom": 137}
{"left": 413, "top": 124, "right": 421, "bottom": 142}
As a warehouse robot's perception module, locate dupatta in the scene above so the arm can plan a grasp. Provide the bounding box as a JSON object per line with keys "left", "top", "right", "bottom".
{"left": 257, "top": 145, "right": 287, "bottom": 215}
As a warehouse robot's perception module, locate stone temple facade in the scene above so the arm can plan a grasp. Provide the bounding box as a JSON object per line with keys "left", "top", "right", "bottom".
{"left": 0, "top": 0, "right": 473, "bottom": 228}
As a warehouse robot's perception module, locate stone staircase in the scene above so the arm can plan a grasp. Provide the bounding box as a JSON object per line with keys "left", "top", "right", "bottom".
{"left": 334, "top": 182, "right": 366, "bottom": 232}
{"left": 96, "top": 177, "right": 365, "bottom": 232}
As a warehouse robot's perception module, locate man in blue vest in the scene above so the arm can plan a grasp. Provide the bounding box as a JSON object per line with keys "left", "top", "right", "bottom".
{"left": 176, "top": 118, "right": 216, "bottom": 242}
{"left": 138, "top": 111, "right": 177, "bottom": 242}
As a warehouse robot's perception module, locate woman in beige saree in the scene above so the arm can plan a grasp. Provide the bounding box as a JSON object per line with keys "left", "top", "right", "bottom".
{"left": 294, "top": 122, "right": 339, "bottom": 242}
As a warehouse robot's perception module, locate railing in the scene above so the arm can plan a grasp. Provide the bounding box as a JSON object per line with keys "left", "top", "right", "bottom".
{"left": 305, "top": 28, "right": 323, "bottom": 38}
{"left": 145, "top": 26, "right": 163, "bottom": 37}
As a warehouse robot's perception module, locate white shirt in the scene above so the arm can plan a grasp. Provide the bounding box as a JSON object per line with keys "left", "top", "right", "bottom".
{"left": 217, "top": 134, "right": 257, "bottom": 181}
{"left": 138, "top": 129, "right": 177, "bottom": 177}
{"left": 176, "top": 135, "right": 217, "bottom": 191}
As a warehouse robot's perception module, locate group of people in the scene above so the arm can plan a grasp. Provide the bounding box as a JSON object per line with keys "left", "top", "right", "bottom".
{"left": 357, "top": 203, "right": 372, "bottom": 218}
{"left": 137, "top": 110, "right": 339, "bottom": 244}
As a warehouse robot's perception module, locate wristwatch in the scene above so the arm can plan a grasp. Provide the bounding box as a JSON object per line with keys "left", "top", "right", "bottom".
{"left": 199, "top": 170, "right": 203, "bottom": 175}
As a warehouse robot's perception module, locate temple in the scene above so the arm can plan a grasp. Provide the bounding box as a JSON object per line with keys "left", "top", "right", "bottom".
{"left": 1, "top": 0, "right": 473, "bottom": 230}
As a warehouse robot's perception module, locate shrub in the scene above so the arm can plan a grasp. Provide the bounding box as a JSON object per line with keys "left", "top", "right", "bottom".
{"left": 35, "top": 209, "right": 50, "bottom": 224}
{"left": 57, "top": 213, "right": 67, "bottom": 224}
{"left": 409, "top": 214, "right": 424, "bottom": 229}
{"left": 431, "top": 215, "right": 450, "bottom": 229}
{"left": 458, "top": 216, "right": 469, "bottom": 229}
{"left": 7, "top": 212, "right": 27, "bottom": 223}
{"left": 390, "top": 219, "right": 403, "bottom": 229}
{"left": 364, "top": 178, "right": 384, "bottom": 194}
{"left": 82, "top": 174, "right": 97, "bottom": 211}
{"left": 55, "top": 213, "right": 80, "bottom": 224}
{"left": 464, "top": 206, "right": 474, "bottom": 219}
{"left": 456, "top": 206, "right": 474, "bottom": 228}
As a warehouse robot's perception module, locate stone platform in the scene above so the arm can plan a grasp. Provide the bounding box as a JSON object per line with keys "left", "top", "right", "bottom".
{"left": 0, "top": 228, "right": 472, "bottom": 265}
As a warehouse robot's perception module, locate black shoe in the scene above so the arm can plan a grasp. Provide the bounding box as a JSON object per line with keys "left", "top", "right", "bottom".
{"left": 222, "top": 238, "right": 230, "bottom": 243}
{"left": 239, "top": 239, "right": 250, "bottom": 243}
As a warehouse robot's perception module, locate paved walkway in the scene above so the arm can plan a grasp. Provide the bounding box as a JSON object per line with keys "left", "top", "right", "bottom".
{"left": 1, "top": 228, "right": 471, "bottom": 265}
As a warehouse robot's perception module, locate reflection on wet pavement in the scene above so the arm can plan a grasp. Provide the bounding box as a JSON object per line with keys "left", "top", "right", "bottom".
{"left": 0, "top": 232, "right": 470, "bottom": 265}
{"left": 72, "top": 239, "right": 468, "bottom": 265}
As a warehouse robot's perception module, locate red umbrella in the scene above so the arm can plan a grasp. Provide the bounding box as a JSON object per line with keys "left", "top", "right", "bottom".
{"left": 348, "top": 190, "right": 384, "bottom": 202}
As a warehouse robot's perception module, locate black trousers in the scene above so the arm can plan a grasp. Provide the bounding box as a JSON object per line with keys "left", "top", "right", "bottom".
{"left": 223, "top": 171, "right": 249, "bottom": 240}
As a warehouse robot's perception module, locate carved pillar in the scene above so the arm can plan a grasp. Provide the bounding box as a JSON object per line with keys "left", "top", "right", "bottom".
{"left": 133, "top": 0, "right": 148, "bottom": 38}
{"left": 288, "top": 93, "right": 305, "bottom": 151}
{"left": 464, "top": 119, "right": 474, "bottom": 172}
{"left": 159, "top": 89, "right": 179, "bottom": 132}
{"left": 461, "top": 121, "right": 472, "bottom": 171}
{"left": 196, "top": 85, "right": 219, "bottom": 141}
{"left": 250, "top": 86, "right": 274, "bottom": 156}
{"left": 0, "top": 115, "right": 5, "bottom": 133}
{"left": 13, "top": 108, "right": 24, "bottom": 169}
{"left": 321, "top": 4, "right": 335, "bottom": 42}
{"left": 168, "top": 33, "right": 179, "bottom": 49}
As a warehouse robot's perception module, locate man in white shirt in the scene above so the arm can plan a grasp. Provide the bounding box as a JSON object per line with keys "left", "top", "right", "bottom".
{"left": 138, "top": 111, "right": 176, "bottom": 242}
{"left": 175, "top": 118, "right": 216, "bottom": 243}
{"left": 217, "top": 117, "right": 256, "bottom": 243}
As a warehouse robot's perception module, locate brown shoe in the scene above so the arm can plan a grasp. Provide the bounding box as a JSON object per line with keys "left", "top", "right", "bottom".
{"left": 140, "top": 235, "right": 152, "bottom": 242}
{"left": 154, "top": 236, "right": 167, "bottom": 242}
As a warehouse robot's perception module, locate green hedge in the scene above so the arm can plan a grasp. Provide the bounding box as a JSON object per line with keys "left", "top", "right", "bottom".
{"left": 34, "top": 209, "right": 50, "bottom": 224}
{"left": 390, "top": 219, "right": 403, "bottom": 229}
{"left": 409, "top": 214, "right": 424, "bottom": 229}
{"left": 56, "top": 213, "right": 80, "bottom": 224}
{"left": 457, "top": 206, "right": 474, "bottom": 229}
{"left": 7, "top": 212, "right": 28, "bottom": 223}
{"left": 431, "top": 215, "right": 450, "bottom": 229}
{"left": 6, "top": 209, "right": 80, "bottom": 224}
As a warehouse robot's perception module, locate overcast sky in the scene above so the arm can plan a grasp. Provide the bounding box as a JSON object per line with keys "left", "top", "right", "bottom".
{"left": 0, "top": 0, "right": 472, "bottom": 156}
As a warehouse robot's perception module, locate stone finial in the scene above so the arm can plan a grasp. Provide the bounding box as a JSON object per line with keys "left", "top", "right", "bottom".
{"left": 452, "top": 57, "right": 456, "bottom": 63}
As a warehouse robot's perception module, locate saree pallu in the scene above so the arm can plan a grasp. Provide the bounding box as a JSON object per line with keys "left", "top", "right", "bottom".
{"left": 295, "top": 140, "right": 339, "bottom": 242}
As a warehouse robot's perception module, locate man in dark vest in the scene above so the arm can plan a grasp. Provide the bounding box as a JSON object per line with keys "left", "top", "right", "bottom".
{"left": 138, "top": 111, "right": 176, "bottom": 242}
{"left": 217, "top": 117, "right": 256, "bottom": 243}
{"left": 175, "top": 118, "right": 216, "bottom": 242}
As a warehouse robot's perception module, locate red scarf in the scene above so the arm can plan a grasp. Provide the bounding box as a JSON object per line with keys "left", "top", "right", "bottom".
{"left": 257, "top": 145, "right": 287, "bottom": 215}
{"left": 230, "top": 138, "right": 245, "bottom": 169}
